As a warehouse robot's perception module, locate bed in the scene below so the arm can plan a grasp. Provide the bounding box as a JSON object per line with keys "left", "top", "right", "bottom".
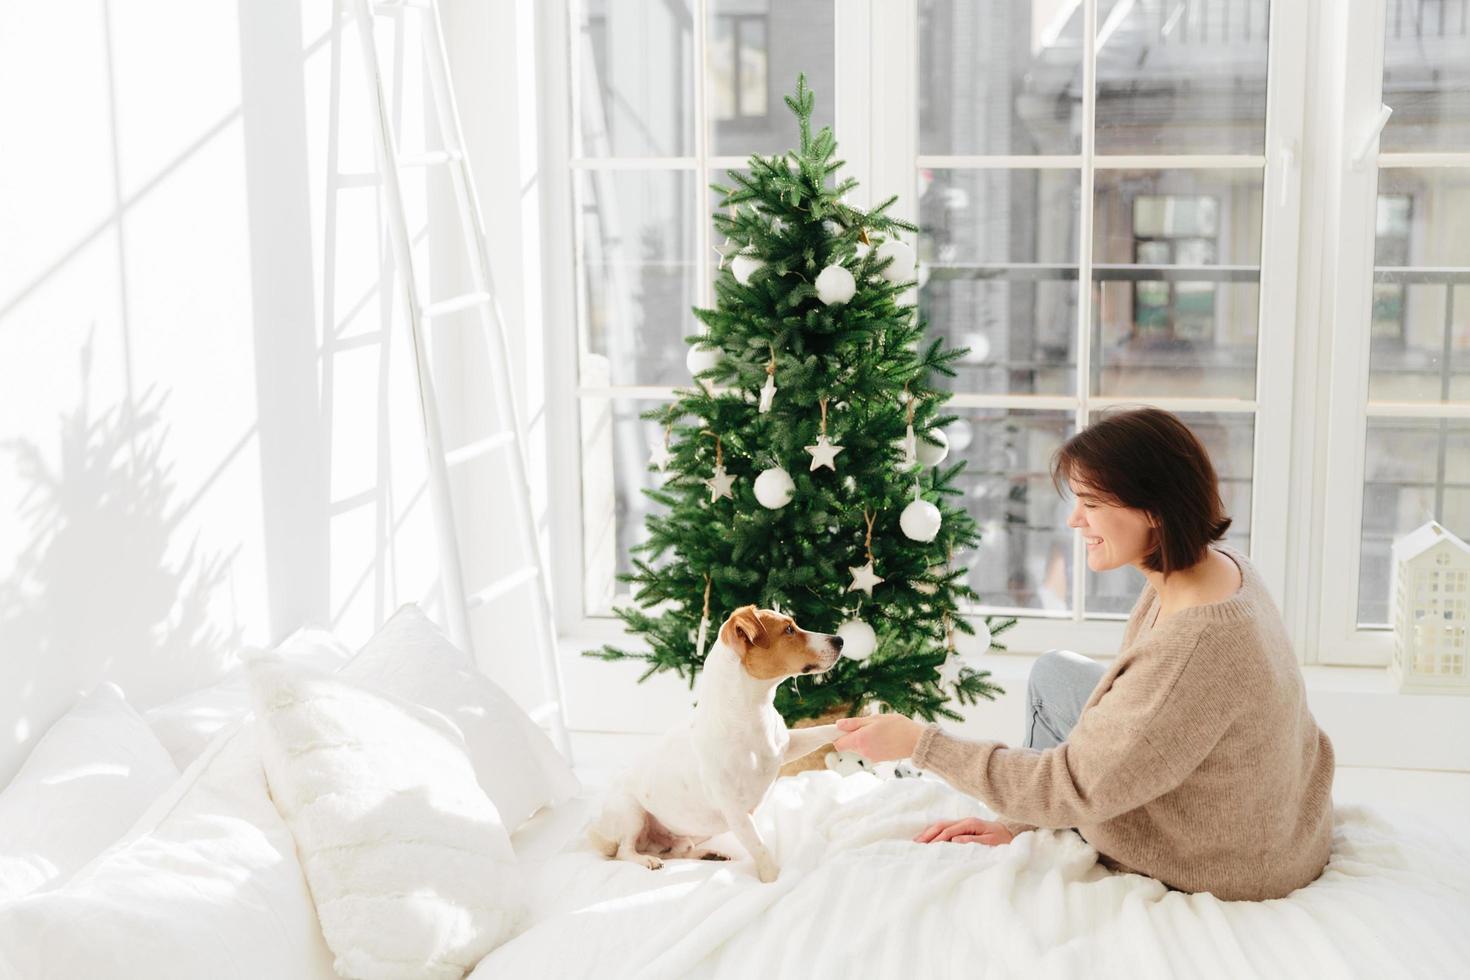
{"left": 492, "top": 770, "right": 1470, "bottom": 980}
{"left": 3, "top": 605, "right": 1468, "bottom": 980}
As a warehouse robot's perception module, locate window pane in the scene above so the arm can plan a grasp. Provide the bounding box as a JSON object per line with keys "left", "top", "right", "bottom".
{"left": 1092, "top": 169, "right": 1263, "bottom": 399}
{"left": 919, "top": 168, "right": 1081, "bottom": 395}
{"left": 952, "top": 410, "right": 1076, "bottom": 611}
{"left": 576, "top": 0, "right": 695, "bottom": 157}
{"left": 1095, "top": 0, "right": 1269, "bottom": 154}
{"left": 918, "top": 0, "right": 1084, "bottom": 156}
{"left": 1358, "top": 419, "right": 1470, "bottom": 625}
{"left": 739, "top": 20, "right": 768, "bottom": 117}
{"left": 1381, "top": 0, "right": 1470, "bottom": 152}
{"left": 708, "top": 1, "right": 834, "bottom": 157}
{"left": 577, "top": 170, "right": 698, "bottom": 387}
{"left": 1084, "top": 411, "right": 1254, "bottom": 614}
{"left": 583, "top": 397, "right": 674, "bottom": 614}
{"left": 1366, "top": 169, "right": 1470, "bottom": 403}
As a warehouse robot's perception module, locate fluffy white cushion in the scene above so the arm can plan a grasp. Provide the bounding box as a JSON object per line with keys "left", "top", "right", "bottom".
{"left": 145, "top": 628, "right": 352, "bottom": 769}
{"left": 247, "top": 652, "right": 523, "bottom": 980}
{"left": 0, "top": 724, "right": 336, "bottom": 979}
{"left": 344, "top": 604, "right": 580, "bottom": 831}
{"left": 0, "top": 682, "right": 178, "bottom": 902}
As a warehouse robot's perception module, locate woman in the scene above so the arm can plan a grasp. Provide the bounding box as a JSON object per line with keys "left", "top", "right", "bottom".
{"left": 833, "top": 408, "right": 1335, "bottom": 901}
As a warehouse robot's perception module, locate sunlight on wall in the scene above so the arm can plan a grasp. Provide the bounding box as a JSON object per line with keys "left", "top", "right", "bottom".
{"left": 0, "top": 0, "right": 450, "bottom": 784}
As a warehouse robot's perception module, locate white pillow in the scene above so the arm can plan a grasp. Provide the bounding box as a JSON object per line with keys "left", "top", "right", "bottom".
{"left": 0, "top": 724, "right": 337, "bottom": 980}
{"left": 142, "top": 678, "right": 249, "bottom": 770}
{"left": 247, "top": 652, "right": 523, "bottom": 980}
{"left": 344, "top": 603, "right": 580, "bottom": 830}
{"left": 0, "top": 682, "right": 179, "bottom": 903}
{"left": 145, "top": 628, "right": 353, "bottom": 769}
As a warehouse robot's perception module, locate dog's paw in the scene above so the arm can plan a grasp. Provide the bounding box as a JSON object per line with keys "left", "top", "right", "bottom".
{"left": 755, "top": 860, "right": 780, "bottom": 883}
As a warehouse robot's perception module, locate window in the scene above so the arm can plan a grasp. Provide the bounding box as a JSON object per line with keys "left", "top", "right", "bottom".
{"left": 1371, "top": 194, "right": 1411, "bottom": 344}
{"left": 1318, "top": 0, "right": 1470, "bottom": 663}
{"left": 1131, "top": 194, "right": 1221, "bottom": 342}
{"left": 710, "top": 13, "right": 768, "bottom": 122}
{"left": 547, "top": 1, "right": 1307, "bottom": 657}
{"left": 911, "top": 0, "right": 1285, "bottom": 636}
{"left": 564, "top": 0, "right": 835, "bottom": 616}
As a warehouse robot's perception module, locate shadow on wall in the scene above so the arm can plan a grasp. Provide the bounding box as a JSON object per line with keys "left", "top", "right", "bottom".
{"left": 0, "top": 328, "right": 241, "bottom": 778}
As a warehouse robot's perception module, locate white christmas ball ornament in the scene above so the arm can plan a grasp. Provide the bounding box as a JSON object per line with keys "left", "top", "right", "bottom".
{"left": 954, "top": 620, "right": 993, "bottom": 659}
{"left": 732, "top": 251, "right": 765, "bottom": 286}
{"left": 916, "top": 428, "right": 950, "bottom": 467}
{"left": 686, "top": 344, "right": 720, "bottom": 378}
{"left": 753, "top": 466, "right": 795, "bottom": 509}
{"left": 875, "top": 238, "right": 916, "bottom": 282}
{"left": 900, "top": 497, "right": 943, "bottom": 542}
{"left": 948, "top": 420, "right": 974, "bottom": 452}
{"left": 815, "top": 264, "right": 857, "bottom": 306}
{"left": 837, "top": 619, "right": 878, "bottom": 661}
{"left": 959, "top": 332, "right": 992, "bottom": 365}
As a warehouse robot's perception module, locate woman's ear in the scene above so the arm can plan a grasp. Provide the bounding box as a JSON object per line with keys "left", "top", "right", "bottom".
{"left": 718, "top": 604, "right": 768, "bottom": 654}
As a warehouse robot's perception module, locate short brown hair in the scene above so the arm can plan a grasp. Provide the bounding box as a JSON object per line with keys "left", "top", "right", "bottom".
{"left": 1050, "top": 407, "right": 1232, "bottom": 576}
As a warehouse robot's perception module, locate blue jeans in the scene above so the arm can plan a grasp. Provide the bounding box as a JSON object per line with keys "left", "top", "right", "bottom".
{"left": 1024, "top": 650, "right": 1107, "bottom": 750}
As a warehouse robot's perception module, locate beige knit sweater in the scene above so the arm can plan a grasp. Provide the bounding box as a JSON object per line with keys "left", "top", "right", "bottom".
{"left": 912, "top": 546, "right": 1335, "bottom": 901}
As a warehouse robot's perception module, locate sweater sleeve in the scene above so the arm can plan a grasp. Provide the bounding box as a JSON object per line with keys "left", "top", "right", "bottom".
{"left": 998, "top": 816, "right": 1039, "bottom": 837}
{"left": 911, "top": 636, "right": 1234, "bottom": 829}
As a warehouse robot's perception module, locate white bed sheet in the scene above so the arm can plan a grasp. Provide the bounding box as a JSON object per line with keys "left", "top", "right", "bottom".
{"left": 484, "top": 771, "right": 1470, "bottom": 980}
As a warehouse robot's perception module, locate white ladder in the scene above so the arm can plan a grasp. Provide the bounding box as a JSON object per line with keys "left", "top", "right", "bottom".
{"left": 348, "top": 0, "right": 571, "bottom": 759}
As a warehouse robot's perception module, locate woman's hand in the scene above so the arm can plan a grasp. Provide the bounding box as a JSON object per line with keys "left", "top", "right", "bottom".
{"left": 912, "top": 817, "right": 1015, "bottom": 846}
{"left": 832, "top": 714, "right": 926, "bottom": 762}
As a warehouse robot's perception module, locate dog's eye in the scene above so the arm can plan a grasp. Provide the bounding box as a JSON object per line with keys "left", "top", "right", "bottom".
{"left": 784, "top": 624, "right": 794, "bottom": 635}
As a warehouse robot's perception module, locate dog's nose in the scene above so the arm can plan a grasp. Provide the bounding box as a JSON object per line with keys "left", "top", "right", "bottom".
{"left": 831, "top": 635, "right": 844, "bottom": 650}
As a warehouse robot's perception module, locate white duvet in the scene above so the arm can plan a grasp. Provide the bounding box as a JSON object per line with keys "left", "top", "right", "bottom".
{"left": 477, "top": 772, "right": 1470, "bottom": 980}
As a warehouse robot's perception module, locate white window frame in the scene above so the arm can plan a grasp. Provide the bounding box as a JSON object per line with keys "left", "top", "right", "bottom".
{"left": 1313, "top": 0, "right": 1470, "bottom": 666}
{"left": 537, "top": 0, "right": 1311, "bottom": 658}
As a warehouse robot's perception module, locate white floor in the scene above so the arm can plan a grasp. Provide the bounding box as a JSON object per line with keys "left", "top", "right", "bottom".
{"left": 567, "top": 731, "right": 1470, "bottom": 840}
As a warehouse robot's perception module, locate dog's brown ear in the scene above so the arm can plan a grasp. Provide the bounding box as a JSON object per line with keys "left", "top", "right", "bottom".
{"left": 719, "top": 604, "right": 768, "bottom": 655}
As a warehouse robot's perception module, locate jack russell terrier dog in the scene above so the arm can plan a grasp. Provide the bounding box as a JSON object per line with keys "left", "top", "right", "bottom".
{"left": 588, "top": 605, "right": 844, "bottom": 882}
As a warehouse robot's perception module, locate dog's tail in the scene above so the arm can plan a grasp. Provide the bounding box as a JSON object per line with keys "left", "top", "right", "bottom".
{"left": 586, "top": 824, "right": 619, "bottom": 858}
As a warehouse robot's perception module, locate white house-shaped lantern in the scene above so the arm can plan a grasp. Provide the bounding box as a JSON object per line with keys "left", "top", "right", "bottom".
{"left": 1391, "top": 521, "right": 1470, "bottom": 694}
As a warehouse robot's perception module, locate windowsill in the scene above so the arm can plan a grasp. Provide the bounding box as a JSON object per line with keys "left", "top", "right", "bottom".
{"left": 1300, "top": 663, "right": 1406, "bottom": 692}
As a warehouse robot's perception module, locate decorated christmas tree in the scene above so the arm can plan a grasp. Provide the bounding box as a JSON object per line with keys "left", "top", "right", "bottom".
{"left": 595, "top": 77, "right": 1013, "bottom": 724}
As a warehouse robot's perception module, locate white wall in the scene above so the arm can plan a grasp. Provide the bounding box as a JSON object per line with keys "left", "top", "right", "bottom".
{"left": 0, "top": 0, "right": 492, "bottom": 784}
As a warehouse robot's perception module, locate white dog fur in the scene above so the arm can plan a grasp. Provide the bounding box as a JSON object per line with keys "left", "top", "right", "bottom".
{"left": 588, "top": 606, "right": 844, "bottom": 882}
